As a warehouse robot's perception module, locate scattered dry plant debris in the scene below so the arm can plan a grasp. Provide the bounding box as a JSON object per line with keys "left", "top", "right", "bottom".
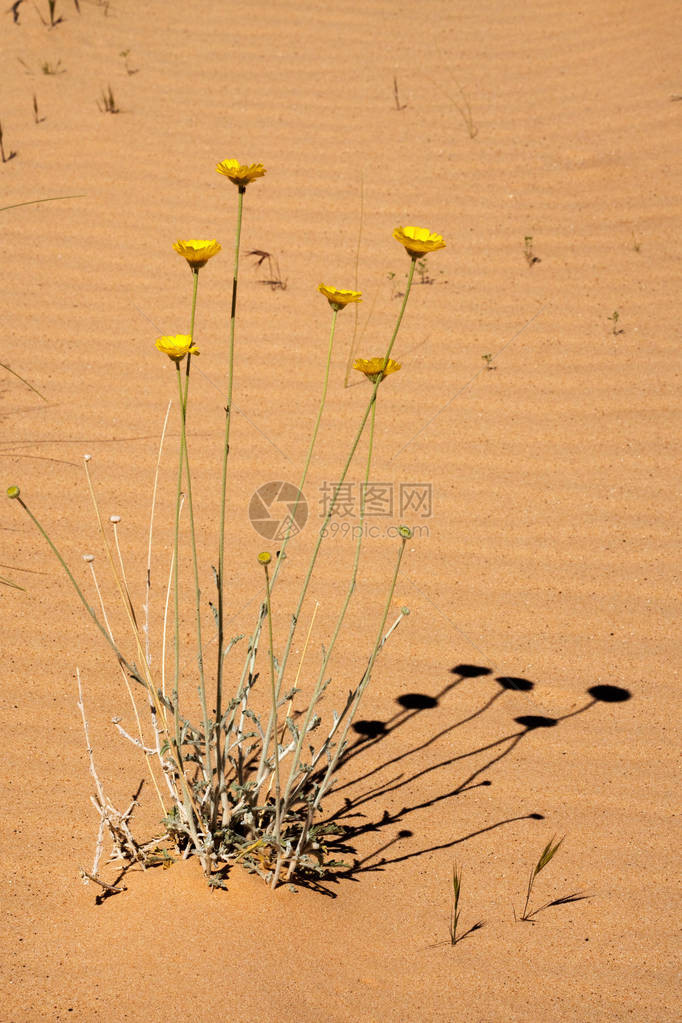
{"left": 247, "top": 248, "right": 287, "bottom": 290}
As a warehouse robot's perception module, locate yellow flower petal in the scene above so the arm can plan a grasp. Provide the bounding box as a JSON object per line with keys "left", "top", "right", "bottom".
{"left": 393, "top": 225, "right": 446, "bottom": 257}
{"left": 155, "top": 334, "right": 199, "bottom": 362}
{"left": 216, "top": 159, "right": 266, "bottom": 188}
{"left": 318, "top": 284, "right": 362, "bottom": 310}
{"left": 173, "top": 239, "right": 221, "bottom": 269}
{"left": 353, "top": 357, "right": 402, "bottom": 383}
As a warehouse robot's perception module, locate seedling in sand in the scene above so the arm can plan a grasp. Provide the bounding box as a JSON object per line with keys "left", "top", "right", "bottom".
{"left": 608, "top": 309, "right": 624, "bottom": 335}
{"left": 516, "top": 835, "right": 587, "bottom": 923}
{"left": 97, "top": 85, "right": 119, "bottom": 114}
{"left": 41, "top": 59, "right": 64, "bottom": 75}
{"left": 0, "top": 122, "right": 17, "bottom": 163}
{"left": 392, "top": 75, "right": 407, "bottom": 111}
{"left": 17, "top": 57, "right": 65, "bottom": 76}
{"left": 428, "top": 863, "right": 483, "bottom": 948}
{"left": 37, "top": 0, "right": 63, "bottom": 27}
{"left": 415, "top": 256, "right": 434, "bottom": 285}
{"left": 32, "top": 94, "right": 45, "bottom": 124}
{"left": 481, "top": 353, "right": 496, "bottom": 371}
{"left": 387, "top": 256, "right": 445, "bottom": 298}
{"left": 524, "top": 235, "right": 540, "bottom": 267}
{"left": 119, "top": 49, "right": 139, "bottom": 75}
{"left": 449, "top": 864, "right": 483, "bottom": 944}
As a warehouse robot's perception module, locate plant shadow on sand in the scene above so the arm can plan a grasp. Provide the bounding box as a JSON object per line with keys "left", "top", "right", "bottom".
{"left": 291, "top": 673, "right": 632, "bottom": 896}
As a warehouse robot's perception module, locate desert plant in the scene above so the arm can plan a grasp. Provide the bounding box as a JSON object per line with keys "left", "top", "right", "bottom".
{"left": 0, "top": 121, "right": 17, "bottom": 162}
{"left": 41, "top": 59, "right": 64, "bottom": 75}
{"left": 119, "top": 49, "right": 138, "bottom": 75}
{"left": 516, "top": 835, "right": 586, "bottom": 922}
{"left": 449, "top": 863, "right": 463, "bottom": 943}
{"left": 481, "top": 353, "right": 495, "bottom": 371}
{"left": 524, "top": 235, "right": 540, "bottom": 267}
{"left": 32, "top": 93, "right": 45, "bottom": 124}
{"left": 608, "top": 309, "right": 625, "bottom": 335}
{"left": 97, "top": 85, "right": 119, "bottom": 114}
{"left": 8, "top": 173, "right": 446, "bottom": 891}
{"left": 37, "top": 0, "right": 63, "bottom": 27}
{"left": 392, "top": 75, "right": 407, "bottom": 111}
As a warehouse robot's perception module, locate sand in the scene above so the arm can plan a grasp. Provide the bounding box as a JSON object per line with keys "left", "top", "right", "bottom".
{"left": 2, "top": 1, "right": 680, "bottom": 1020}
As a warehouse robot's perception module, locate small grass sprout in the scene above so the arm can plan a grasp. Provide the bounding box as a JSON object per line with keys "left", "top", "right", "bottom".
{"left": 97, "top": 85, "right": 119, "bottom": 114}
{"left": 119, "top": 49, "right": 139, "bottom": 75}
{"left": 427, "top": 863, "right": 483, "bottom": 949}
{"left": 524, "top": 235, "right": 540, "bottom": 267}
{"left": 450, "top": 863, "right": 462, "bottom": 943}
{"left": 38, "top": 0, "right": 63, "bottom": 28}
{"left": 387, "top": 255, "right": 446, "bottom": 298}
{"left": 517, "top": 835, "right": 587, "bottom": 923}
{"left": 0, "top": 121, "right": 17, "bottom": 163}
{"left": 392, "top": 75, "right": 407, "bottom": 111}
{"left": 481, "top": 353, "right": 495, "bottom": 371}
{"left": 32, "top": 93, "right": 45, "bottom": 124}
{"left": 608, "top": 309, "right": 624, "bottom": 335}
{"left": 449, "top": 864, "right": 484, "bottom": 945}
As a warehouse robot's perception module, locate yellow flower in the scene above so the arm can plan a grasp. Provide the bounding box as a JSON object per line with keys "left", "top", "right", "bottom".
{"left": 155, "top": 334, "right": 199, "bottom": 362}
{"left": 318, "top": 284, "right": 362, "bottom": 311}
{"left": 216, "top": 159, "right": 266, "bottom": 188}
{"left": 393, "top": 225, "right": 446, "bottom": 258}
{"left": 173, "top": 239, "right": 221, "bottom": 269}
{"left": 353, "top": 357, "right": 402, "bottom": 383}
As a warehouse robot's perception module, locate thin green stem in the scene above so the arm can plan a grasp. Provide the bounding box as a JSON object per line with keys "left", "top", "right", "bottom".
{"left": 175, "top": 355, "right": 213, "bottom": 793}
{"left": 215, "top": 186, "right": 245, "bottom": 796}
{"left": 384, "top": 254, "right": 416, "bottom": 365}
{"left": 182, "top": 269, "right": 200, "bottom": 405}
{"left": 256, "top": 257, "right": 417, "bottom": 779}
{"left": 261, "top": 560, "right": 281, "bottom": 863}
{"left": 281, "top": 399, "right": 376, "bottom": 807}
{"left": 231, "top": 305, "right": 339, "bottom": 789}
{"left": 172, "top": 363, "right": 186, "bottom": 763}
{"left": 272, "top": 306, "right": 338, "bottom": 583}
{"left": 312, "top": 533, "right": 408, "bottom": 809}
{"left": 15, "top": 497, "right": 143, "bottom": 684}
